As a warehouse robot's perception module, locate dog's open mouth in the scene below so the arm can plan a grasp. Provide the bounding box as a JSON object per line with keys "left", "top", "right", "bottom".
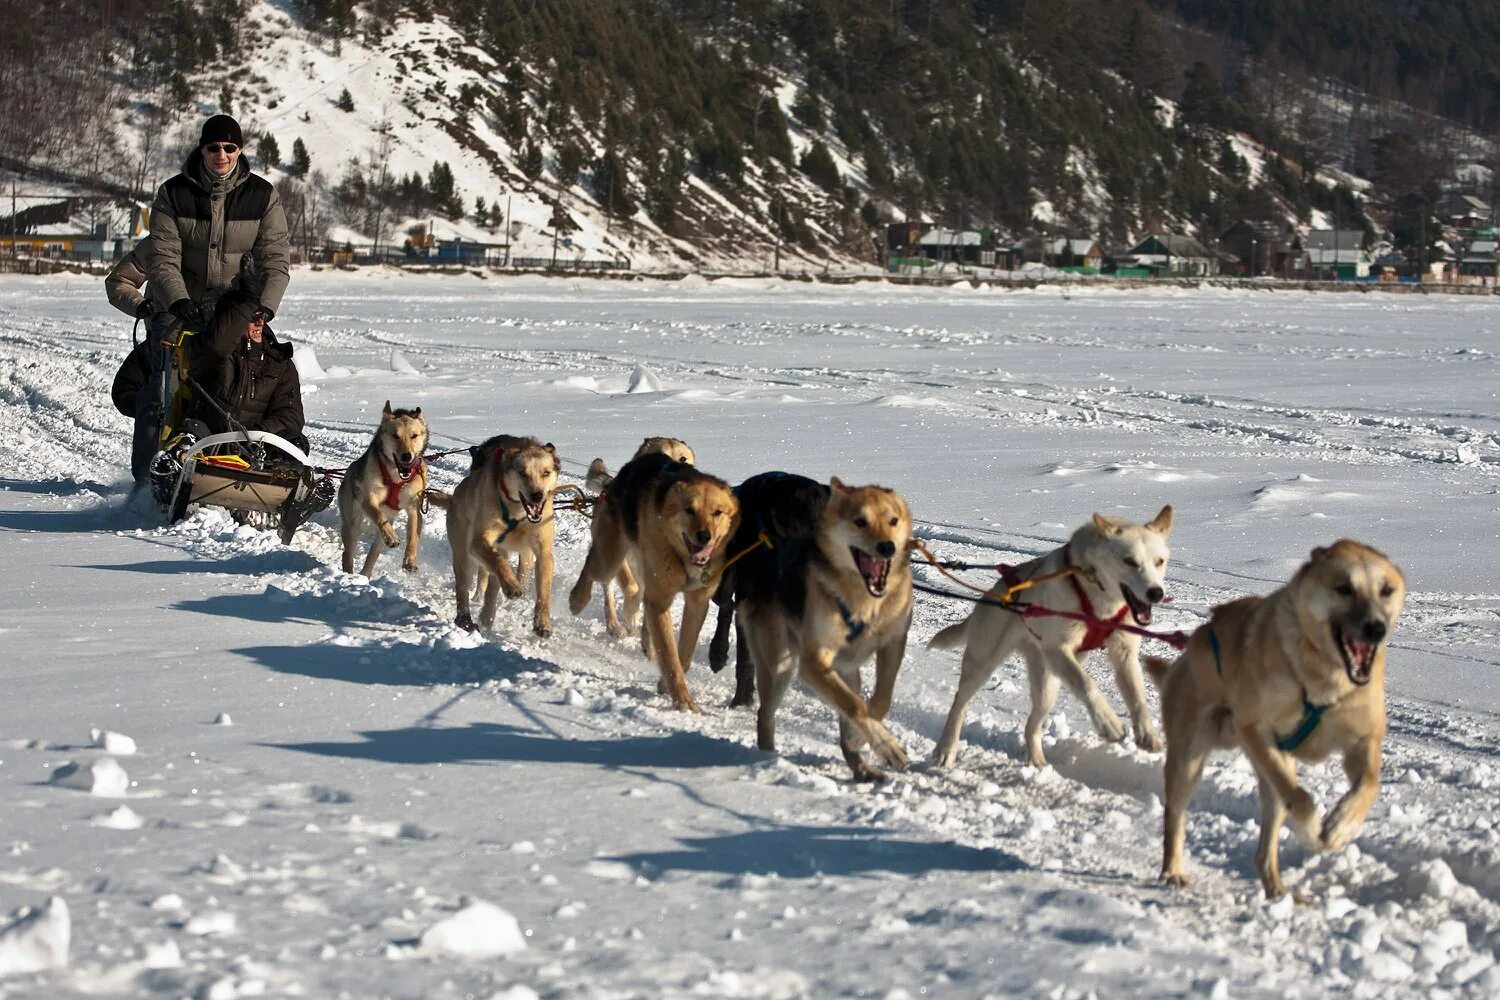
{"left": 682, "top": 533, "right": 716, "bottom": 567}
{"left": 394, "top": 458, "right": 414, "bottom": 479}
{"left": 1335, "top": 625, "right": 1378, "bottom": 686}
{"left": 852, "top": 548, "right": 891, "bottom": 597}
{"left": 1120, "top": 585, "right": 1154, "bottom": 626}
{"left": 522, "top": 498, "right": 546, "bottom": 523}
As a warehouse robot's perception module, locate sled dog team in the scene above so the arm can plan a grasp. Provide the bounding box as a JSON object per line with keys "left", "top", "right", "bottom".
{"left": 337, "top": 404, "right": 1406, "bottom": 900}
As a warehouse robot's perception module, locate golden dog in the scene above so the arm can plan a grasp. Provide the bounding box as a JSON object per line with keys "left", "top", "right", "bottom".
{"left": 442, "top": 434, "right": 561, "bottom": 637}
{"left": 737, "top": 479, "right": 914, "bottom": 781}
{"left": 337, "top": 402, "right": 429, "bottom": 577}
{"left": 568, "top": 451, "right": 738, "bottom": 712}
{"left": 1146, "top": 539, "right": 1406, "bottom": 899}
{"left": 576, "top": 437, "right": 696, "bottom": 639}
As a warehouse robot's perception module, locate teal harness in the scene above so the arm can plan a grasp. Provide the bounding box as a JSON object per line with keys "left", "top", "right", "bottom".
{"left": 1206, "top": 625, "right": 1329, "bottom": 754}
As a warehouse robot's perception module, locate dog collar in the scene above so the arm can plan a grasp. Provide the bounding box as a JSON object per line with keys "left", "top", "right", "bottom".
{"left": 835, "top": 597, "right": 866, "bottom": 643}
{"left": 377, "top": 454, "right": 422, "bottom": 511}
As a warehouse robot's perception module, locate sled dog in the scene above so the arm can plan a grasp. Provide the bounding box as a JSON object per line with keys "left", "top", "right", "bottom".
{"left": 708, "top": 472, "right": 832, "bottom": 707}
{"left": 1146, "top": 540, "right": 1405, "bottom": 899}
{"left": 567, "top": 451, "right": 738, "bottom": 712}
{"left": 444, "top": 434, "right": 561, "bottom": 637}
{"left": 929, "top": 507, "right": 1174, "bottom": 769}
{"left": 738, "top": 478, "right": 914, "bottom": 782}
{"left": 575, "top": 437, "right": 697, "bottom": 638}
{"left": 338, "top": 402, "right": 429, "bottom": 577}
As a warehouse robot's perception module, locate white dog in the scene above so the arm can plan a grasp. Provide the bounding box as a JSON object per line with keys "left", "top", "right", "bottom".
{"left": 929, "top": 507, "right": 1174, "bottom": 768}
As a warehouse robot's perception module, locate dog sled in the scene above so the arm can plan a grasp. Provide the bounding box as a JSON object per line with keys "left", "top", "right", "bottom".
{"left": 146, "top": 323, "right": 333, "bottom": 543}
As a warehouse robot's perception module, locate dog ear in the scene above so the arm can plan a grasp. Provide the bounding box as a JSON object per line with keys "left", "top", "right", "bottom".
{"left": 1092, "top": 512, "right": 1121, "bottom": 534}
{"left": 1309, "top": 544, "right": 1331, "bottom": 563}
{"left": 382, "top": 400, "right": 393, "bottom": 417}
{"left": 544, "top": 442, "right": 556, "bottom": 453}
{"left": 1146, "top": 505, "right": 1173, "bottom": 535}
{"left": 829, "top": 476, "right": 849, "bottom": 494}
{"left": 412, "top": 407, "right": 421, "bottom": 417}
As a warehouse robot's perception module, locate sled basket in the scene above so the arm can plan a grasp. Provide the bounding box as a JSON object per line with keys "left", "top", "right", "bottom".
{"left": 163, "top": 431, "right": 330, "bottom": 543}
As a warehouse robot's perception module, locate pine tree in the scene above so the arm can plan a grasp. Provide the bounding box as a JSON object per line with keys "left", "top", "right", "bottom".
{"left": 593, "top": 150, "right": 636, "bottom": 218}
{"left": 473, "top": 196, "right": 488, "bottom": 225}
{"left": 290, "top": 138, "right": 311, "bottom": 178}
{"left": 257, "top": 133, "right": 281, "bottom": 169}
{"left": 520, "top": 140, "right": 543, "bottom": 181}
{"left": 336, "top": 87, "right": 354, "bottom": 113}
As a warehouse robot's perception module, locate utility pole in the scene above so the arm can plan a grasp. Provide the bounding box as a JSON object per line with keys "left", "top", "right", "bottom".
{"left": 10, "top": 181, "right": 17, "bottom": 259}
{"left": 504, "top": 193, "right": 512, "bottom": 266}
{"left": 774, "top": 199, "right": 782, "bottom": 272}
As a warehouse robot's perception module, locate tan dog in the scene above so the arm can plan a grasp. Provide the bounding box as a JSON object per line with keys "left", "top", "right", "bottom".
{"left": 737, "top": 479, "right": 914, "bottom": 782}
{"left": 443, "top": 434, "right": 561, "bottom": 637}
{"left": 337, "top": 402, "right": 429, "bottom": 577}
{"left": 568, "top": 451, "right": 738, "bottom": 712}
{"left": 576, "top": 437, "right": 696, "bottom": 638}
{"left": 1146, "top": 540, "right": 1406, "bottom": 899}
{"left": 929, "top": 507, "right": 1174, "bottom": 769}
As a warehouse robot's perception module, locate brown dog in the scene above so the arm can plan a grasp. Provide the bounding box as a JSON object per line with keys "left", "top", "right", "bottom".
{"left": 576, "top": 437, "right": 696, "bottom": 639}
{"left": 737, "top": 478, "right": 914, "bottom": 781}
{"left": 568, "top": 451, "right": 738, "bottom": 712}
{"left": 441, "top": 434, "right": 561, "bottom": 637}
{"left": 1146, "top": 540, "right": 1406, "bottom": 899}
{"left": 337, "top": 402, "right": 429, "bottom": 577}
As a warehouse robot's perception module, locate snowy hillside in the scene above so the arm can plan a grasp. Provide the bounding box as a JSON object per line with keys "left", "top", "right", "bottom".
{"left": 0, "top": 272, "right": 1498, "bottom": 997}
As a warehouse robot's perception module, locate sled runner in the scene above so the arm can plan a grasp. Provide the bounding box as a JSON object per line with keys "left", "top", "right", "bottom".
{"left": 148, "top": 324, "right": 333, "bottom": 543}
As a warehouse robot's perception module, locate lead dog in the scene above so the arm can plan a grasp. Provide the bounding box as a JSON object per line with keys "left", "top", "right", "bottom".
{"left": 738, "top": 478, "right": 913, "bottom": 782}
{"left": 929, "top": 507, "right": 1174, "bottom": 769}
{"left": 575, "top": 437, "right": 696, "bottom": 639}
{"left": 569, "top": 452, "right": 738, "bottom": 711}
{"left": 1146, "top": 540, "right": 1405, "bottom": 899}
{"left": 338, "top": 402, "right": 429, "bottom": 577}
{"left": 441, "top": 434, "right": 561, "bottom": 637}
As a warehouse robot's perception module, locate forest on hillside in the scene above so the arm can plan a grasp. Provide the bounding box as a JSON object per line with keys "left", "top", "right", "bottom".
{"left": 3, "top": 0, "right": 1496, "bottom": 254}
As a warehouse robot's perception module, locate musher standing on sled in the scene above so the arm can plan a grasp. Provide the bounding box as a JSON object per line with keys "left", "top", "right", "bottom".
{"left": 133, "top": 113, "right": 291, "bottom": 486}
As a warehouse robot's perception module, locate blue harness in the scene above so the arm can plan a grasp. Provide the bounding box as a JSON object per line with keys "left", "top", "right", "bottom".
{"left": 1206, "top": 625, "right": 1329, "bottom": 753}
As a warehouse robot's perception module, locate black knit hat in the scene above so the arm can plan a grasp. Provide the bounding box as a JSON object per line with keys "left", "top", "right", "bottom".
{"left": 199, "top": 114, "right": 244, "bottom": 148}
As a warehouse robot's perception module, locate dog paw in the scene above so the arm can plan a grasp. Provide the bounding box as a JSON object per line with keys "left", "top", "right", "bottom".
{"left": 381, "top": 529, "right": 399, "bottom": 548}
{"left": 455, "top": 614, "right": 477, "bottom": 633}
{"left": 1025, "top": 742, "right": 1049, "bottom": 769}
{"left": 728, "top": 690, "right": 755, "bottom": 709}
{"left": 850, "top": 760, "right": 888, "bottom": 784}
{"left": 500, "top": 580, "right": 524, "bottom": 600}
{"left": 862, "top": 720, "right": 908, "bottom": 771}
{"left": 1135, "top": 728, "right": 1164, "bottom": 754}
{"left": 1288, "top": 793, "right": 1323, "bottom": 851}
{"left": 401, "top": 559, "right": 418, "bottom": 573}
{"left": 1321, "top": 804, "right": 1361, "bottom": 852}
{"left": 1092, "top": 708, "right": 1127, "bottom": 744}
{"left": 671, "top": 693, "right": 702, "bottom": 714}
{"left": 1160, "top": 869, "right": 1190, "bottom": 889}
{"left": 533, "top": 622, "right": 552, "bottom": 639}
{"left": 929, "top": 743, "right": 959, "bottom": 770}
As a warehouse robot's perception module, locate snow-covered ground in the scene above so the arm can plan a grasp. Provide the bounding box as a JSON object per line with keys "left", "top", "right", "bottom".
{"left": 1, "top": 271, "right": 1498, "bottom": 998}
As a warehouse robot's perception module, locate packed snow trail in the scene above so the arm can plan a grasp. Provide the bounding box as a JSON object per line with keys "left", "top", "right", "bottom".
{"left": 0, "top": 272, "right": 1497, "bottom": 998}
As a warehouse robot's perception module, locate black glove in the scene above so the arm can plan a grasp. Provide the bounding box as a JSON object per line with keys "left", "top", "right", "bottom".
{"left": 170, "top": 299, "right": 199, "bottom": 326}
{"left": 135, "top": 300, "right": 154, "bottom": 319}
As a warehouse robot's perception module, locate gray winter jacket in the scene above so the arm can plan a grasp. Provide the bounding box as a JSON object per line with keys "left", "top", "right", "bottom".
{"left": 104, "top": 237, "right": 153, "bottom": 317}
{"left": 148, "top": 153, "right": 291, "bottom": 315}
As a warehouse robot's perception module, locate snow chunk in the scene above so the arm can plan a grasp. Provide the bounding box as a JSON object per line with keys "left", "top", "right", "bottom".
{"left": 142, "top": 938, "right": 182, "bottom": 970}
{"left": 626, "top": 364, "right": 663, "bottom": 393}
{"left": 0, "top": 896, "right": 69, "bottom": 977}
{"left": 212, "top": 712, "right": 235, "bottom": 726}
{"left": 1406, "top": 859, "right": 1459, "bottom": 899}
{"left": 487, "top": 987, "right": 540, "bottom": 1000}
{"left": 390, "top": 350, "right": 421, "bottom": 375}
{"left": 49, "top": 757, "right": 129, "bottom": 797}
{"left": 417, "top": 899, "right": 527, "bottom": 958}
{"left": 183, "top": 910, "right": 236, "bottom": 936}
{"left": 293, "top": 344, "right": 328, "bottom": 381}
{"left": 93, "top": 805, "right": 144, "bottom": 830}
{"left": 89, "top": 728, "right": 137, "bottom": 755}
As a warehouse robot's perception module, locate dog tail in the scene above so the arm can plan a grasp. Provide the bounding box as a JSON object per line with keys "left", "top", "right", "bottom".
{"left": 585, "top": 458, "right": 612, "bottom": 494}
{"left": 928, "top": 619, "right": 970, "bottom": 651}
{"left": 423, "top": 488, "right": 452, "bottom": 510}
{"left": 1142, "top": 654, "right": 1173, "bottom": 688}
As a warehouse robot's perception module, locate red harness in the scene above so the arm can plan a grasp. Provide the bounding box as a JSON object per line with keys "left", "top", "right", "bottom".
{"left": 376, "top": 455, "right": 422, "bottom": 511}
{"left": 999, "top": 548, "right": 1127, "bottom": 653}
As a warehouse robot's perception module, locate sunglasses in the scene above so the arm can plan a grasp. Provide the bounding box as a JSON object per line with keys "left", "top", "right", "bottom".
{"left": 203, "top": 143, "right": 240, "bottom": 154}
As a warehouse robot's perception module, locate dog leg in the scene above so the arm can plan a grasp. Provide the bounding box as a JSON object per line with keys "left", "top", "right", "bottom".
{"left": 362, "top": 497, "right": 399, "bottom": 549}
{"left": 838, "top": 711, "right": 887, "bottom": 783}
{"left": 645, "top": 594, "right": 698, "bottom": 713}
{"left": 1322, "top": 736, "right": 1381, "bottom": 852}
{"left": 531, "top": 528, "right": 554, "bottom": 638}
{"left": 867, "top": 626, "right": 909, "bottom": 723}
{"left": 1042, "top": 647, "right": 1127, "bottom": 746}
{"left": 1107, "top": 634, "right": 1162, "bottom": 753}
{"left": 569, "top": 520, "right": 626, "bottom": 620}
{"left": 1023, "top": 651, "right": 1062, "bottom": 768}
{"left": 932, "top": 618, "right": 1015, "bottom": 768}
{"left": 1161, "top": 710, "right": 1215, "bottom": 888}
{"left": 401, "top": 502, "right": 422, "bottom": 573}
{"left": 619, "top": 556, "right": 643, "bottom": 634}
{"left": 708, "top": 584, "right": 735, "bottom": 673}
{"left": 360, "top": 535, "right": 383, "bottom": 578}
{"left": 450, "top": 513, "right": 477, "bottom": 632}
{"left": 478, "top": 572, "right": 499, "bottom": 631}
{"left": 339, "top": 512, "right": 361, "bottom": 575}
{"left": 472, "top": 533, "right": 524, "bottom": 600}
{"left": 1240, "top": 730, "right": 1321, "bottom": 856}
{"left": 799, "top": 646, "right": 907, "bottom": 772}
{"left": 676, "top": 589, "right": 712, "bottom": 676}
{"left": 745, "top": 612, "right": 790, "bottom": 750}
{"left": 515, "top": 549, "right": 534, "bottom": 591}
{"left": 1253, "top": 769, "right": 1292, "bottom": 900}
{"left": 730, "top": 618, "right": 756, "bottom": 708}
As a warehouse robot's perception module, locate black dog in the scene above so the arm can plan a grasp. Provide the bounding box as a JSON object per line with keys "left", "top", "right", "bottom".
{"left": 709, "top": 472, "right": 831, "bottom": 706}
